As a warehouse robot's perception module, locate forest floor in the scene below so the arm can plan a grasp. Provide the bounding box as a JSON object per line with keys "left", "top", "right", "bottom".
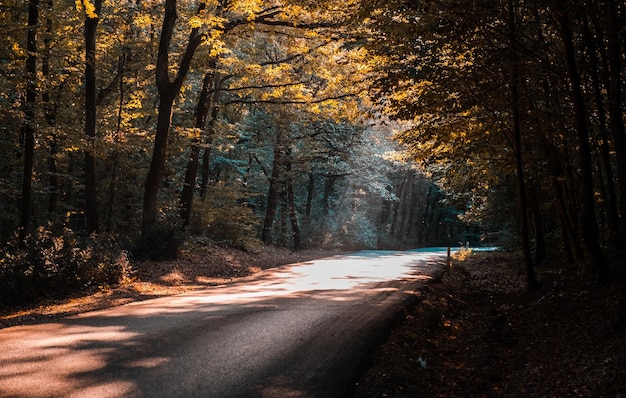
{"left": 2, "top": 244, "right": 625, "bottom": 397}
{"left": 356, "top": 250, "right": 626, "bottom": 397}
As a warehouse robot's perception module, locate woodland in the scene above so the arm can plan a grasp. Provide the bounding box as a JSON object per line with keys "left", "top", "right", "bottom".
{"left": 0, "top": 0, "right": 625, "bottom": 330}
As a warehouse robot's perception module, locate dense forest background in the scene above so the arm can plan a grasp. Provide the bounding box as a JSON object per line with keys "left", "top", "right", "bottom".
{"left": 0, "top": 0, "right": 624, "bottom": 312}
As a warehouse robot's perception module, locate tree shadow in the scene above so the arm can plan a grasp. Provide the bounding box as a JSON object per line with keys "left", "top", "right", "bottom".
{"left": 0, "top": 250, "right": 446, "bottom": 398}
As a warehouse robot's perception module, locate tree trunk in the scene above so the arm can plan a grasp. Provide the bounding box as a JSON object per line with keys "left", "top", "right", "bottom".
{"left": 604, "top": 0, "right": 626, "bottom": 250}
{"left": 200, "top": 147, "right": 212, "bottom": 199}
{"left": 286, "top": 154, "right": 301, "bottom": 250}
{"left": 321, "top": 176, "right": 338, "bottom": 217}
{"left": 142, "top": 0, "right": 204, "bottom": 234}
{"left": 558, "top": 9, "right": 611, "bottom": 283}
{"left": 509, "top": 0, "right": 539, "bottom": 290}
{"left": 43, "top": 0, "right": 58, "bottom": 214}
{"left": 180, "top": 71, "right": 213, "bottom": 226}
{"left": 529, "top": 187, "right": 546, "bottom": 264}
{"left": 18, "top": 0, "right": 39, "bottom": 244}
{"left": 180, "top": 66, "right": 220, "bottom": 225}
{"left": 84, "top": 0, "right": 103, "bottom": 234}
{"left": 583, "top": 15, "right": 622, "bottom": 247}
{"left": 419, "top": 185, "right": 433, "bottom": 244}
{"left": 105, "top": 54, "right": 126, "bottom": 232}
{"left": 262, "top": 142, "right": 286, "bottom": 245}
{"left": 305, "top": 171, "right": 314, "bottom": 219}
{"left": 604, "top": 0, "right": 626, "bottom": 330}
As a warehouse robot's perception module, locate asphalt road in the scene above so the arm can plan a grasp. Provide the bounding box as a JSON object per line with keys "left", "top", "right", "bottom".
{"left": 0, "top": 248, "right": 447, "bottom": 398}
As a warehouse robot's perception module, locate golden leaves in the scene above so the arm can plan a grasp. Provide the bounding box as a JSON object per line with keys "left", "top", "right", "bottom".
{"left": 75, "top": 0, "right": 98, "bottom": 18}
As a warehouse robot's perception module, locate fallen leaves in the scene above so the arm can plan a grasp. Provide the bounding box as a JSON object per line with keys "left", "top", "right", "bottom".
{"left": 357, "top": 251, "right": 626, "bottom": 397}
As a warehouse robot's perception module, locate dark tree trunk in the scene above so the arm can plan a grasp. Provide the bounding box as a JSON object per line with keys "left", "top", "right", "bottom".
{"left": 143, "top": 93, "right": 176, "bottom": 232}
{"left": 389, "top": 177, "right": 405, "bottom": 238}
{"left": 19, "top": 0, "right": 39, "bottom": 244}
{"left": 142, "top": 0, "right": 204, "bottom": 234}
{"left": 105, "top": 54, "right": 126, "bottom": 232}
{"left": 262, "top": 142, "right": 286, "bottom": 245}
{"left": 396, "top": 170, "right": 413, "bottom": 241}
{"left": 84, "top": 0, "right": 103, "bottom": 234}
{"left": 305, "top": 172, "right": 314, "bottom": 219}
{"left": 509, "top": 0, "right": 539, "bottom": 290}
{"left": 286, "top": 156, "right": 301, "bottom": 250}
{"left": 583, "top": 15, "right": 622, "bottom": 247}
{"left": 604, "top": 0, "right": 626, "bottom": 330}
{"left": 43, "top": 0, "right": 58, "bottom": 214}
{"left": 180, "top": 70, "right": 214, "bottom": 225}
{"left": 529, "top": 188, "right": 546, "bottom": 264}
{"left": 322, "top": 176, "right": 338, "bottom": 217}
{"left": 419, "top": 185, "right": 433, "bottom": 244}
{"left": 604, "top": 0, "right": 626, "bottom": 250}
{"left": 558, "top": 9, "right": 611, "bottom": 282}
{"left": 200, "top": 147, "right": 212, "bottom": 199}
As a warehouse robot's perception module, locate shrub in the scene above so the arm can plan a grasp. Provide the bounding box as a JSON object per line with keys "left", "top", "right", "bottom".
{"left": 132, "top": 219, "right": 188, "bottom": 261}
{"left": 190, "top": 183, "right": 261, "bottom": 249}
{"left": 0, "top": 224, "right": 132, "bottom": 304}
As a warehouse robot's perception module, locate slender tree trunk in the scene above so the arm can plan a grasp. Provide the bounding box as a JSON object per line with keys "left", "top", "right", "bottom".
{"left": 509, "top": 0, "right": 539, "bottom": 290}
{"left": 18, "top": 0, "right": 39, "bottom": 244}
{"left": 558, "top": 8, "right": 611, "bottom": 282}
{"left": 397, "top": 170, "right": 413, "bottom": 241}
{"left": 305, "top": 172, "right": 314, "bottom": 219}
{"left": 605, "top": 0, "right": 626, "bottom": 331}
{"left": 529, "top": 187, "right": 546, "bottom": 264}
{"left": 605, "top": 0, "right": 626, "bottom": 250}
{"left": 286, "top": 156, "right": 301, "bottom": 250}
{"left": 83, "top": 0, "right": 103, "bottom": 234}
{"left": 43, "top": 0, "right": 58, "bottom": 214}
{"left": 180, "top": 71, "right": 214, "bottom": 225}
{"left": 180, "top": 66, "right": 220, "bottom": 225}
{"left": 105, "top": 54, "right": 126, "bottom": 232}
{"left": 200, "top": 147, "right": 212, "bottom": 199}
{"left": 583, "top": 15, "right": 622, "bottom": 247}
{"left": 322, "top": 176, "right": 338, "bottom": 216}
{"left": 389, "top": 177, "right": 405, "bottom": 238}
{"left": 262, "top": 142, "right": 285, "bottom": 245}
{"left": 419, "top": 185, "right": 433, "bottom": 244}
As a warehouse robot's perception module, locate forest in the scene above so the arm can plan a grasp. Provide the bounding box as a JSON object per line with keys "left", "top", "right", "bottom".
{"left": 0, "top": 0, "right": 624, "bottom": 320}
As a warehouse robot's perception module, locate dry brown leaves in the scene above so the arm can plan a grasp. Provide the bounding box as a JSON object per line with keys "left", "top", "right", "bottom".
{"left": 357, "top": 251, "right": 626, "bottom": 397}
{"left": 0, "top": 243, "right": 340, "bottom": 329}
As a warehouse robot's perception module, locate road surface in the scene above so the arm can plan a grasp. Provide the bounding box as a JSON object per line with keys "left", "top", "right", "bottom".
{"left": 0, "top": 248, "right": 448, "bottom": 398}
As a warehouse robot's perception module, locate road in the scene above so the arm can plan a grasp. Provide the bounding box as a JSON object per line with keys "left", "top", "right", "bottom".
{"left": 0, "top": 248, "right": 448, "bottom": 398}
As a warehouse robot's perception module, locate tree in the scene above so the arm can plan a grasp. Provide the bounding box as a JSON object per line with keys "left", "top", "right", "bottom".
{"left": 555, "top": 4, "right": 610, "bottom": 282}
{"left": 18, "top": 0, "right": 40, "bottom": 244}
{"left": 82, "top": 0, "right": 103, "bottom": 234}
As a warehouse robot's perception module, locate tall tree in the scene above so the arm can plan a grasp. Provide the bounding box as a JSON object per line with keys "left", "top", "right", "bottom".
{"left": 142, "top": 0, "right": 207, "bottom": 234}
{"left": 556, "top": 5, "right": 610, "bottom": 282}
{"left": 508, "top": 0, "right": 539, "bottom": 289}
{"left": 180, "top": 62, "right": 221, "bottom": 226}
{"left": 83, "top": 0, "right": 103, "bottom": 233}
{"left": 18, "top": 0, "right": 40, "bottom": 244}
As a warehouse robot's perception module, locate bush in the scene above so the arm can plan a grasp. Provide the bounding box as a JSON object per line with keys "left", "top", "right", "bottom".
{"left": 0, "top": 224, "right": 132, "bottom": 304}
{"left": 132, "top": 219, "right": 188, "bottom": 261}
{"left": 190, "top": 183, "right": 261, "bottom": 249}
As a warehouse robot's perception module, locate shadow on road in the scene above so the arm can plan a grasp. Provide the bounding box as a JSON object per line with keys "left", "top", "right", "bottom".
{"left": 0, "top": 249, "right": 447, "bottom": 398}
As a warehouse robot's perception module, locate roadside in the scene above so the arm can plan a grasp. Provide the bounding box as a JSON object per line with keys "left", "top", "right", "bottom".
{"left": 3, "top": 245, "right": 624, "bottom": 397}
{"left": 356, "top": 251, "right": 626, "bottom": 397}
{"left": 0, "top": 241, "right": 341, "bottom": 329}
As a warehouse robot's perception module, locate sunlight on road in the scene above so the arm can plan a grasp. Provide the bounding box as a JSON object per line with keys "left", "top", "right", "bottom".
{"left": 0, "top": 249, "right": 449, "bottom": 398}
{"left": 105, "top": 248, "right": 448, "bottom": 316}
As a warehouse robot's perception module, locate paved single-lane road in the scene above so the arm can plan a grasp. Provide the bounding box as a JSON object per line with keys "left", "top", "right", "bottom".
{"left": 0, "top": 248, "right": 448, "bottom": 398}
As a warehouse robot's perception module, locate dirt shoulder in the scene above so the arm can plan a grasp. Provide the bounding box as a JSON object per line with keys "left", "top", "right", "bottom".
{"left": 0, "top": 242, "right": 341, "bottom": 329}
{"left": 356, "top": 251, "right": 626, "bottom": 397}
